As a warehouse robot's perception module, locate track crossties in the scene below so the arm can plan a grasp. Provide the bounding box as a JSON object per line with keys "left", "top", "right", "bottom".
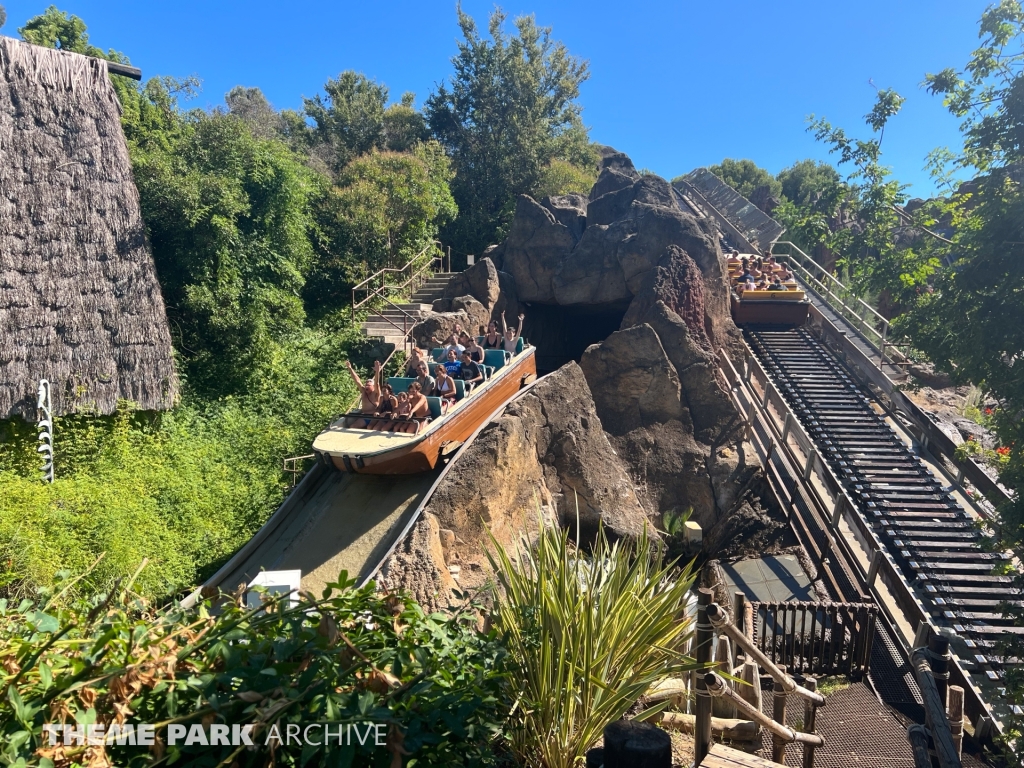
{"left": 745, "top": 328, "right": 1019, "bottom": 683}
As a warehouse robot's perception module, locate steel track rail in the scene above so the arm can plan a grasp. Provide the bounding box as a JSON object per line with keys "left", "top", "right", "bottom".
{"left": 745, "top": 326, "right": 1018, "bottom": 728}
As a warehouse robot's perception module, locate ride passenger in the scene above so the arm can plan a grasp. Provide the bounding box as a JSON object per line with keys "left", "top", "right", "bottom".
{"left": 777, "top": 261, "right": 794, "bottom": 280}
{"left": 483, "top": 321, "right": 502, "bottom": 349}
{"left": 459, "top": 350, "right": 484, "bottom": 393}
{"left": 442, "top": 333, "right": 465, "bottom": 358}
{"left": 770, "top": 276, "right": 788, "bottom": 290}
{"left": 433, "top": 364, "right": 457, "bottom": 407}
{"left": 443, "top": 348, "right": 462, "bottom": 378}
{"left": 501, "top": 310, "right": 525, "bottom": 354}
{"left": 464, "top": 334, "right": 485, "bottom": 362}
{"left": 368, "top": 382, "right": 397, "bottom": 431}
{"left": 347, "top": 359, "right": 381, "bottom": 427}
{"left": 406, "top": 381, "right": 430, "bottom": 432}
{"left": 404, "top": 347, "right": 427, "bottom": 377}
{"left": 414, "top": 362, "right": 435, "bottom": 397}
{"left": 393, "top": 392, "right": 415, "bottom": 434}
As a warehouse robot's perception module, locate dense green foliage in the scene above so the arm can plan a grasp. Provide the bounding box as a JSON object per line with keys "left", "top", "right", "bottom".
{"left": 705, "top": 158, "right": 782, "bottom": 199}
{"left": 0, "top": 576, "right": 509, "bottom": 767}
{"left": 426, "top": 8, "right": 596, "bottom": 258}
{"left": 0, "top": 7, "right": 462, "bottom": 600}
{"left": 0, "top": 393, "right": 356, "bottom": 601}
{"left": 487, "top": 524, "right": 697, "bottom": 768}
{"left": 0, "top": 3, "right": 602, "bottom": 605}
{"left": 890, "top": 4, "right": 1024, "bottom": 751}
{"left": 305, "top": 143, "right": 457, "bottom": 319}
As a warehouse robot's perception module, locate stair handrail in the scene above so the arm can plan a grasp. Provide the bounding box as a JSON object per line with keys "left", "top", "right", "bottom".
{"left": 351, "top": 240, "right": 444, "bottom": 321}
{"left": 770, "top": 241, "right": 912, "bottom": 374}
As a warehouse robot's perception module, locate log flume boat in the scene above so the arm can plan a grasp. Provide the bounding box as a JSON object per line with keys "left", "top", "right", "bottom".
{"left": 313, "top": 342, "right": 538, "bottom": 474}
{"left": 727, "top": 253, "right": 810, "bottom": 327}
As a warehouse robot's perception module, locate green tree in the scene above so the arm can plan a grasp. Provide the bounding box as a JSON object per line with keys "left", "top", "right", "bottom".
{"left": 304, "top": 70, "right": 389, "bottom": 171}
{"left": 383, "top": 92, "right": 430, "bottom": 152}
{"left": 18, "top": 5, "right": 99, "bottom": 54}
{"left": 895, "top": 10, "right": 1024, "bottom": 750}
{"left": 306, "top": 142, "right": 456, "bottom": 318}
{"left": 426, "top": 6, "right": 593, "bottom": 257}
{"left": 0, "top": 5, "right": 7, "bottom": 30}
{"left": 705, "top": 158, "right": 782, "bottom": 199}
{"left": 807, "top": 90, "right": 941, "bottom": 302}
{"left": 130, "top": 106, "right": 318, "bottom": 398}
{"left": 777, "top": 159, "right": 843, "bottom": 207}
{"left": 772, "top": 160, "right": 848, "bottom": 255}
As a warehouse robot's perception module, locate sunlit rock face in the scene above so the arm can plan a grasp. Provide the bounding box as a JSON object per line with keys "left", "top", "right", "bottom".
{"left": 388, "top": 150, "right": 786, "bottom": 607}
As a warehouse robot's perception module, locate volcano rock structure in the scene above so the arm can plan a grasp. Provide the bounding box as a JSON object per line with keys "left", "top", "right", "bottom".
{"left": 394, "top": 150, "right": 784, "bottom": 610}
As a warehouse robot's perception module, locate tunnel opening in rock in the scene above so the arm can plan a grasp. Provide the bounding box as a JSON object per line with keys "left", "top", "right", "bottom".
{"left": 523, "top": 301, "right": 631, "bottom": 373}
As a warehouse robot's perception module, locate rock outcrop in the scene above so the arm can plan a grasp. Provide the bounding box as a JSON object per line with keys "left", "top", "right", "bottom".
{"left": 395, "top": 150, "right": 784, "bottom": 574}
{"left": 429, "top": 257, "right": 521, "bottom": 328}
{"left": 379, "top": 363, "right": 649, "bottom": 610}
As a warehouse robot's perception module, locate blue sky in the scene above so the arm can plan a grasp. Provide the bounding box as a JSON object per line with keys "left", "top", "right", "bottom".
{"left": 2, "top": 0, "right": 992, "bottom": 195}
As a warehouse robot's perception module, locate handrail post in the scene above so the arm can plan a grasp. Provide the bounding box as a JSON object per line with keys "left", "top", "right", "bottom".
{"left": 772, "top": 664, "right": 788, "bottom": 763}
{"left": 801, "top": 677, "right": 818, "bottom": 768}
{"left": 694, "top": 588, "right": 713, "bottom": 766}
{"left": 911, "top": 646, "right": 962, "bottom": 768}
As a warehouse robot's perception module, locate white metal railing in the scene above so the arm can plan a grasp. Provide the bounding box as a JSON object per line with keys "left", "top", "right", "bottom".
{"left": 770, "top": 241, "right": 911, "bottom": 374}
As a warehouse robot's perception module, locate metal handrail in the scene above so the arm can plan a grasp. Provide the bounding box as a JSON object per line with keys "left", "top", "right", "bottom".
{"left": 351, "top": 240, "right": 443, "bottom": 321}
{"left": 718, "top": 347, "right": 999, "bottom": 734}
{"left": 770, "top": 241, "right": 912, "bottom": 373}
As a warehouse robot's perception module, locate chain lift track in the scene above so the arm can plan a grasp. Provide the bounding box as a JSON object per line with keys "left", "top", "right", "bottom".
{"left": 744, "top": 327, "right": 1019, "bottom": 719}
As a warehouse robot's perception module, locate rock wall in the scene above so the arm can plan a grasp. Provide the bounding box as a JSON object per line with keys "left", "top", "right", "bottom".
{"left": 395, "top": 149, "right": 784, "bottom": 591}
{"left": 379, "top": 363, "right": 648, "bottom": 611}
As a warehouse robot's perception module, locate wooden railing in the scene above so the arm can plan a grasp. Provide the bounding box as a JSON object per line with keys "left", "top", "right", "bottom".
{"left": 350, "top": 241, "right": 444, "bottom": 322}
{"left": 750, "top": 600, "right": 876, "bottom": 678}
{"left": 716, "top": 346, "right": 1001, "bottom": 737}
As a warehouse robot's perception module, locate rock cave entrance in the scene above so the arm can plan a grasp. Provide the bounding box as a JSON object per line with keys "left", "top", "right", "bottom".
{"left": 523, "top": 302, "right": 631, "bottom": 373}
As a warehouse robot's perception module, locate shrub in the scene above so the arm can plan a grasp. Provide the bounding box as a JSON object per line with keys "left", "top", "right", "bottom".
{"left": 487, "top": 524, "right": 698, "bottom": 768}
{"left": 0, "top": 574, "right": 509, "bottom": 767}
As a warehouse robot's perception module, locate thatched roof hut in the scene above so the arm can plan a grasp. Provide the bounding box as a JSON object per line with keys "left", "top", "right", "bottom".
{"left": 0, "top": 36, "right": 178, "bottom": 419}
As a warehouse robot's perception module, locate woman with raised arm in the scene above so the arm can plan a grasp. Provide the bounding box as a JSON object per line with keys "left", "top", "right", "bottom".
{"left": 368, "top": 382, "right": 397, "bottom": 431}
{"left": 500, "top": 310, "right": 525, "bottom": 354}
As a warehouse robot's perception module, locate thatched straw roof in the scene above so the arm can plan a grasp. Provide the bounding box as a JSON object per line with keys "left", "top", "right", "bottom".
{"left": 0, "top": 37, "right": 178, "bottom": 419}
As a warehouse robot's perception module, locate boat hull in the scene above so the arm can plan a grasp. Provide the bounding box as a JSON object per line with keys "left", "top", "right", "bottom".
{"left": 320, "top": 348, "right": 537, "bottom": 475}
{"left": 730, "top": 292, "right": 809, "bottom": 326}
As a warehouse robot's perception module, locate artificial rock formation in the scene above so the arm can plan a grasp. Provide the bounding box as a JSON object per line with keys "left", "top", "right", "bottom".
{"left": 379, "top": 363, "right": 648, "bottom": 611}
{"left": 397, "top": 148, "right": 784, "bottom": 576}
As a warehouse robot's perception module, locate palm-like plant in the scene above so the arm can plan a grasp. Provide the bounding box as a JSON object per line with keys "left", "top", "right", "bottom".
{"left": 487, "top": 522, "right": 699, "bottom": 768}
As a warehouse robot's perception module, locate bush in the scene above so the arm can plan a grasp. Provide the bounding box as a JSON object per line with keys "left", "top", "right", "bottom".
{"left": 0, "top": 322, "right": 361, "bottom": 601}
{"left": 487, "top": 524, "right": 698, "bottom": 768}
{"left": 0, "top": 575, "right": 509, "bottom": 767}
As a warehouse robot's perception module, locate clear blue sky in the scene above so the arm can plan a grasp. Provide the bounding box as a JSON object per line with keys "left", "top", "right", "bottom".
{"left": 2, "top": 0, "right": 992, "bottom": 195}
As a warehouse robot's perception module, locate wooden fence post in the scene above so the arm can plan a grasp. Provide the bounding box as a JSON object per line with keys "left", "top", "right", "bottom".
{"left": 772, "top": 664, "right": 788, "bottom": 763}
{"left": 733, "top": 592, "right": 747, "bottom": 662}
{"left": 948, "top": 685, "right": 964, "bottom": 759}
{"left": 802, "top": 677, "right": 818, "bottom": 768}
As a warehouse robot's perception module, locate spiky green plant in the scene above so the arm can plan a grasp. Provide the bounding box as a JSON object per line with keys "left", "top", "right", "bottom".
{"left": 487, "top": 523, "right": 699, "bottom": 768}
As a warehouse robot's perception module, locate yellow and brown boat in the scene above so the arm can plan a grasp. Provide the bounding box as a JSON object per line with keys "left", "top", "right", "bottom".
{"left": 730, "top": 287, "right": 810, "bottom": 326}
{"left": 313, "top": 342, "right": 538, "bottom": 474}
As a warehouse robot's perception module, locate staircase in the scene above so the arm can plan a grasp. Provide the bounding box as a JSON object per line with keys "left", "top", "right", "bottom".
{"left": 359, "top": 272, "right": 458, "bottom": 348}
